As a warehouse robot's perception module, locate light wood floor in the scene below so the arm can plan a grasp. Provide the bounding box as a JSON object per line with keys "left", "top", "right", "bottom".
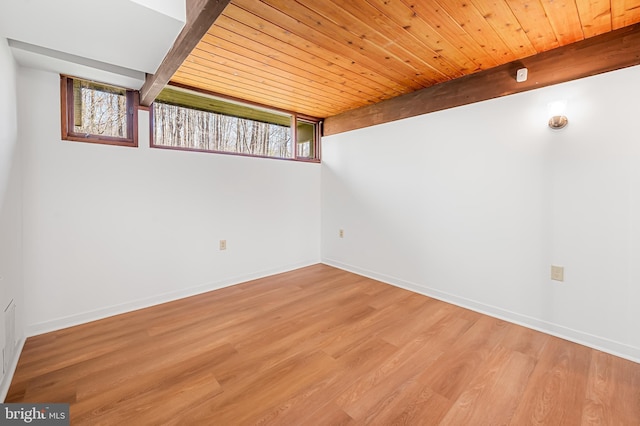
{"left": 6, "top": 264, "right": 640, "bottom": 425}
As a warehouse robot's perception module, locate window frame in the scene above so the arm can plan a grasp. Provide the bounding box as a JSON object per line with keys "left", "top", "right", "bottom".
{"left": 294, "top": 116, "right": 322, "bottom": 161}
{"left": 60, "top": 75, "right": 139, "bottom": 147}
{"left": 149, "top": 84, "right": 321, "bottom": 163}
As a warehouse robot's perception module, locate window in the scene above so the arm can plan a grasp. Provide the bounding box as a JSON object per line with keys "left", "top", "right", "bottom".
{"left": 296, "top": 119, "right": 317, "bottom": 159}
{"left": 60, "top": 76, "right": 138, "bottom": 147}
{"left": 151, "top": 86, "right": 320, "bottom": 161}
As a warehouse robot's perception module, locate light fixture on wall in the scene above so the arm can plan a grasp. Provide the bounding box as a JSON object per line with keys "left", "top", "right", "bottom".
{"left": 548, "top": 100, "right": 568, "bottom": 130}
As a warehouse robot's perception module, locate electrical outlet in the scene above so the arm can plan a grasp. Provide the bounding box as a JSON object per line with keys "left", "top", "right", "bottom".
{"left": 219, "top": 240, "right": 227, "bottom": 251}
{"left": 551, "top": 265, "right": 564, "bottom": 282}
{"left": 339, "top": 229, "right": 344, "bottom": 238}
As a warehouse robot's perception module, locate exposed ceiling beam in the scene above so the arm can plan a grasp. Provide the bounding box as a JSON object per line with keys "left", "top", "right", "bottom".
{"left": 139, "top": 0, "right": 230, "bottom": 107}
{"left": 324, "top": 23, "right": 640, "bottom": 136}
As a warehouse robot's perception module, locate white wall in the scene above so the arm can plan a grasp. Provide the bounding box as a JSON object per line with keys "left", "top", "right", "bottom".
{"left": 10, "top": 48, "right": 640, "bottom": 367}
{"left": 19, "top": 68, "right": 321, "bottom": 335}
{"left": 0, "top": 38, "right": 24, "bottom": 398}
{"left": 0, "top": 0, "right": 185, "bottom": 76}
{"left": 322, "top": 65, "right": 640, "bottom": 362}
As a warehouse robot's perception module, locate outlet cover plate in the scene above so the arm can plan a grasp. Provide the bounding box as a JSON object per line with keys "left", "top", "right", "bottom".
{"left": 551, "top": 265, "right": 564, "bottom": 282}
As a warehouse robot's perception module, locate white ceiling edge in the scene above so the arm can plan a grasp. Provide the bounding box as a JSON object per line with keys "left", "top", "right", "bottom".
{"left": 0, "top": 0, "right": 185, "bottom": 75}
{"left": 130, "top": 0, "right": 186, "bottom": 21}
{"left": 10, "top": 40, "right": 145, "bottom": 90}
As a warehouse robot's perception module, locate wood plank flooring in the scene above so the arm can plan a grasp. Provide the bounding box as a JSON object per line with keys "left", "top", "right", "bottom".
{"left": 6, "top": 264, "right": 640, "bottom": 425}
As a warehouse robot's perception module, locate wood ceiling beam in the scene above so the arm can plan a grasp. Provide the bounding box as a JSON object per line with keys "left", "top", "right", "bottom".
{"left": 323, "top": 23, "right": 640, "bottom": 136}
{"left": 139, "top": 0, "right": 230, "bottom": 107}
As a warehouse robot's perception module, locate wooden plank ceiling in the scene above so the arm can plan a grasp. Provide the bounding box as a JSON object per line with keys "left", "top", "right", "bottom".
{"left": 170, "top": 0, "right": 640, "bottom": 119}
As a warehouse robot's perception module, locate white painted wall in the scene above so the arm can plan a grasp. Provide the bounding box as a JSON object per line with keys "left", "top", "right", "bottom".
{"left": 0, "top": 38, "right": 24, "bottom": 399}
{"left": 322, "top": 65, "right": 640, "bottom": 362}
{"left": 9, "top": 44, "right": 640, "bottom": 367}
{"left": 0, "top": 0, "right": 185, "bottom": 75}
{"left": 19, "top": 68, "right": 321, "bottom": 335}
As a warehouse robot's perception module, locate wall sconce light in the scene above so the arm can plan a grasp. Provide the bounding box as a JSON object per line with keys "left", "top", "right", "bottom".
{"left": 548, "top": 100, "right": 568, "bottom": 130}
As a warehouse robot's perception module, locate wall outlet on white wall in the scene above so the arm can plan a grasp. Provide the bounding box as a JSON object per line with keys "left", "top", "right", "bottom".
{"left": 339, "top": 229, "right": 344, "bottom": 238}
{"left": 551, "top": 265, "right": 564, "bottom": 282}
{"left": 219, "top": 240, "right": 227, "bottom": 250}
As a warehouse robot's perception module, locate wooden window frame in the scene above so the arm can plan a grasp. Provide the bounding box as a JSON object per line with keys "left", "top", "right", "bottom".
{"left": 294, "top": 115, "right": 322, "bottom": 162}
{"left": 149, "top": 85, "right": 321, "bottom": 163}
{"left": 60, "top": 75, "right": 139, "bottom": 147}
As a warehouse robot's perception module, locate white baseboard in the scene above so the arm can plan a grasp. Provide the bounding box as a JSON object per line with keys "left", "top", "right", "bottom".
{"left": 1, "top": 337, "right": 25, "bottom": 402}
{"left": 26, "top": 260, "right": 319, "bottom": 337}
{"left": 322, "top": 258, "right": 640, "bottom": 364}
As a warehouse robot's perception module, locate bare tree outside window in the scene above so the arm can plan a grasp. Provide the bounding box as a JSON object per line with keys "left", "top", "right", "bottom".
{"left": 60, "top": 76, "right": 137, "bottom": 147}
{"left": 153, "top": 102, "right": 293, "bottom": 159}
{"left": 74, "top": 80, "right": 128, "bottom": 138}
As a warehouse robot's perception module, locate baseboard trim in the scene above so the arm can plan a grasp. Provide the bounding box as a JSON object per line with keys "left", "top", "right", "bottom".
{"left": 26, "top": 260, "right": 319, "bottom": 337}
{"left": 1, "top": 337, "right": 26, "bottom": 402}
{"left": 322, "top": 258, "right": 640, "bottom": 364}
